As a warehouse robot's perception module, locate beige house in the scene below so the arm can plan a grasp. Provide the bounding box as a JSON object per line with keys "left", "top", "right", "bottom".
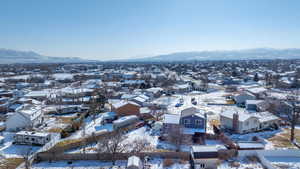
{"left": 220, "top": 109, "right": 279, "bottom": 134}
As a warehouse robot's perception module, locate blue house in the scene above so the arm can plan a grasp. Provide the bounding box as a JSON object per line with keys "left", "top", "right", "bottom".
{"left": 180, "top": 107, "right": 207, "bottom": 134}
{"left": 163, "top": 107, "right": 207, "bottom": 144}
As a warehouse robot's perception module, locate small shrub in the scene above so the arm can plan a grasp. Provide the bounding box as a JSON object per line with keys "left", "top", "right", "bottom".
{"left": 163, "top": 159, "right": 174, "bottom": 167}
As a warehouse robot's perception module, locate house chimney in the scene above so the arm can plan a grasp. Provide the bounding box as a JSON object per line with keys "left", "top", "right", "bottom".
{"left": 232, "top": 113, "right": 239, "bottom": 133}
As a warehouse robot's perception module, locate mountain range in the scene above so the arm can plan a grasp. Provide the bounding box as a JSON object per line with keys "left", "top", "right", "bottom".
{"left": 124, "top": 48, "right": 300, "bottom": 62}
{"left": 1, "top": 48, "right": 300, "bottom": 64}
{"left": 0, "top": 49, "right": 87, "bottom": 64}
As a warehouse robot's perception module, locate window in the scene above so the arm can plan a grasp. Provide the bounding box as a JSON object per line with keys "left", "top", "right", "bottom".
{"left": 195, "top": 119, "right": 202, "bottom": 125}
{"left": 245, "top": 121, "right": 249, "bottom": 126}
{"left": 200, "top": 163, "right": 205, "bottom": 168}
{"left": 184, "top": 119, "right": 190, "bottom": 124}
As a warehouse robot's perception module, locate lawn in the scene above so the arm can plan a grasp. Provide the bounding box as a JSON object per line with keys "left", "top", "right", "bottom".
{"left": 0, "top": 158, "right": 24, "bottom": 169}
{"left": 268, "top": 128, "right": 300, "bottom": 148}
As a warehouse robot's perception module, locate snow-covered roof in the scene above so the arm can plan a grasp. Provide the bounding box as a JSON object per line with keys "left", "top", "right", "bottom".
{"left": 247, "top": 87, "right": 267, "bottom": 94}
{"left": 140, "top": 107, "right": 151, "bottom": 114}
{"left": 246, "top": 100, "right": 264, "bottom": 105}
{"left": 221, "top": 109, "right": 253, "bottom": 122}
{"left": 133, "top": 96, "right": 147, "bottom": 103}
{"left": 127, "top": 155, "right": 142, "bottom": 168}
{"left": 146, "top": 87, "right": 163, "bottom": 93}
{"left": 113, "top": 115, "right": 138, "bottom": 124}
{"left": 25, "top": 90, "right": 48, "bottom": 98}
{"left": 163, "top": 114, "right": 180, "bottom": 124}
{"left": 192, "top": 145, "right": 221, "bottom": 153}
{"left": 112, "top": 100, "right": 140, "bottom": 109}
{"left": 16, "top": 131, "right": 50, "bottom": 137}
{"left": 237, "top": 141, "right": 265, "bottom": 149}
{"left": 181, "top": 107, "right": 204, "bottom": 118}
{"left": 254, "top": 111, "right": 279, "bottom": 122}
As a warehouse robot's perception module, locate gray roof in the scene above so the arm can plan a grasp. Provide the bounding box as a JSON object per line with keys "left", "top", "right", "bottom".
{"left": 163, "top": 114, "right": 180, "bottom": 124}
{"left": 246, "top": 100, "right": 263, "bottom": 105}
{"left": 192, "top": 145, "right": 221, "bottom": 152}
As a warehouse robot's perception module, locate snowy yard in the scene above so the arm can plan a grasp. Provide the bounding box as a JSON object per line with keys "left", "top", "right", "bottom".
{"left": 266, "top": 156, "right": 300, "bottom": 169}
{"left": 0, "top": 132, "right": 41, "bottom": 158}
{"left": 218, "top": 157, "right": 264, "bottom": 169}
{"left": 68, "top": 113, "right": 113, "bottom": 140}
{"left": 229, "top": 129, "right": 282, "bottom": 149}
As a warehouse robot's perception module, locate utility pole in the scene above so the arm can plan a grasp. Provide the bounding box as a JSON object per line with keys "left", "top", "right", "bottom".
{"left": 287, "top": 91, "right": 300, "bottom": 142}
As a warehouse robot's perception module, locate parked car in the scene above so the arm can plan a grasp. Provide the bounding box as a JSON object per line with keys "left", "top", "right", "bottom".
{"left": 135, "top": 121, "right": 146, "bottom": 128}
{"left": 175, "top": 103, "right": 183, "bottom": 107}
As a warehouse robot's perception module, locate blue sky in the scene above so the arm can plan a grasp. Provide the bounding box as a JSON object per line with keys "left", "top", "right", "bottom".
{"left": 1, "top": 0, "right": 300, "bottom": 60}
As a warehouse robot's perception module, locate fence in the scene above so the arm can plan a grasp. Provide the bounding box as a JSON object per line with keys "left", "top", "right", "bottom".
{"left": 46, "top": 123, "right": 137, "bottom": 153}
{"left": 16, "top": 133, "right": 61, "bottom": 169}
{"left": 238, "top": 149, "right": 300, "bottom": 169}
{"left": 36, "top": 152, "right": 190, "bottom": 162}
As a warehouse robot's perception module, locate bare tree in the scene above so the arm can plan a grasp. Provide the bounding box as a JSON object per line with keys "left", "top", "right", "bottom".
{"left": 21, "top": 147, "right": 32, "bottom": 169}
{"left": 169, "top": 126, "right": 184, "bottom": 152}
{"left": 129, "top": 138, "right": 152, "bottom": 153}
{"left": 287, "top": 91, "right": 300, "bottom": 142}
{"left": 97, "top": 130, "right": 128, "bottom": 165}
{"left": 81, "top": 122, "right": 86, "bottom": 154}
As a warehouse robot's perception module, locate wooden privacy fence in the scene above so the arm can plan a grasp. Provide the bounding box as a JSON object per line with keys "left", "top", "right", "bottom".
{"left": 36, "top": 152, "right": 190, "bottom": 162}
{"left": 47, "top": 123, "right": 136, "bottom": 154}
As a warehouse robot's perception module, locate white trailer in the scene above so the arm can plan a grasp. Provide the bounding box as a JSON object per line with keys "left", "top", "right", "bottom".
{"left": 13, "top": 131, "right": 51, "bottom": 145}
{"left": 113, "top": 115, "right": 138, "bottom": 130}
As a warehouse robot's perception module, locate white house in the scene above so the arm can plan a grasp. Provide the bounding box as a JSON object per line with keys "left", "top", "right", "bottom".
{"left": 6, "top": 104, "right": 43, "bottom": 131}
{"left": 220, "top": 109, "right": 279, "bottom": 134}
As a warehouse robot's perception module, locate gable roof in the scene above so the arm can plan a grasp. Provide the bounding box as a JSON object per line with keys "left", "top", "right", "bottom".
{"left": 181, "top": 107, "right": 205, "bottom": 118}
{"left": 112, "top": 100, "right": 140, "bottom": 109}
{"left": 163, "top": 114, "right": 180, "bottom": 124}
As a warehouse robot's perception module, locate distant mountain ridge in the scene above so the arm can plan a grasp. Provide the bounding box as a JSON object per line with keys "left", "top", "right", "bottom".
{"left": 0, "top": 49, "right": 87, "bottom": 64}
{"left": 123, "top": 48, "right": 300, "bottom": 62}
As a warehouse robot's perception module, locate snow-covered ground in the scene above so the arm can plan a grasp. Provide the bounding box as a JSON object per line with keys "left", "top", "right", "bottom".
{"left": 123, "top": 126, "right": 158, "bottom": 149}
{"left": 219, "top": 157, "right": 264, "bottom": 169}
{"left": 68, "top": 113, "right": 113, "bottom": 140}
{"left": 266, "top": 156, "right": 300, "bottom": 169}
{"left": 0, "top": 132, "right": 41, "bottom": 158}
{"left": 163, "top": 90, "right": 228, "bottom": 115}
{"left": 229, "top": 129, "right": 282, "bottom": 149}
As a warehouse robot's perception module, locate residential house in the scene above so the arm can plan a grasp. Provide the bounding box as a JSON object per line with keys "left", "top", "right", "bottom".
{"left": 163, "top": 107, "right": 207, "bottom": 144}
{"left": 190, "top": 145, "right": 221, "bottom": 169}
{"left": 111, "top": 101, "right": 140, "bottom": 117}
{"left": 145, "top": 87, "right": 163, "bottom": 98}
{"left": 233, "top": 92, "right": 256, "bottom": 106}
{"left": 172, "top": 83, "right": 192, "bottom": 93}
{"left": 220, "top": 109, "right": 279, "bottom": 134}
{"left": 6, "top": 104, "right": 43, "bottom": 131}
{"left": 247, "top": 87, "right": 267, "bottom": 99}
{"left": 245, "top": 100, "right": 264, "bottom": 112}
{"left": 131, "top": 94, "right": 150, "bottom": 106}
